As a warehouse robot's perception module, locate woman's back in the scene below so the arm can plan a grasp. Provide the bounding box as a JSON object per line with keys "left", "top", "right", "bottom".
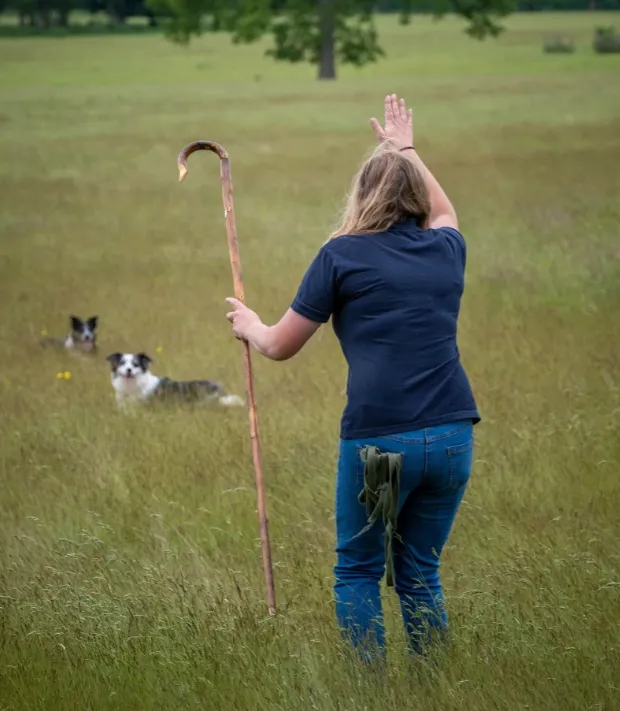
{"left": 291, "top": 219, "right": 479, "bottom": 439}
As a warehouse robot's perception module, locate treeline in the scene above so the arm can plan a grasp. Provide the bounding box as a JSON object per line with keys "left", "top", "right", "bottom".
{"left": 0, "top": 0, "right": 161, "bottom": 29}
{"left": 2, "top": 0, "right": 618, "bottom": 32}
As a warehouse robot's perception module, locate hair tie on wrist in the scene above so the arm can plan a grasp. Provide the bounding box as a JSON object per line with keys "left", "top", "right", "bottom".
{"left": 399, "top": 145, "right": 415, "bottom": 152}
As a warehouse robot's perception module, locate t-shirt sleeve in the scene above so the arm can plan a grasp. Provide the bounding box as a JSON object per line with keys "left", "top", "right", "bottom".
{"left": 440, "top": 226, "right": 467, "bottom": 268}
{"left": 290, "top": 246, "right": 336, "bottom": 324}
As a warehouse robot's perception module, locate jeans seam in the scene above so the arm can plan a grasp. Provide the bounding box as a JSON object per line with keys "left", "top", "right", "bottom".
{"left": 355, "top": 444, "right": 364, "bottom": 490}
{"left": 385, "top": 422, "right": 472, "bottom": 445}
{"left": 377, "top": 435, "right": 425, "bottom": 445}
{"left": 424, "top": 423, "right": 472, "bottom": 443}
{"left": 421, "top": 428, "right": 429, "bottom": 484}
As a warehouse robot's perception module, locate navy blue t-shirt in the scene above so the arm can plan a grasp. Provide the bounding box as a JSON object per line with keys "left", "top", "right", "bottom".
{"left": 290, "top": 219, "right": 480, "bottom": 440}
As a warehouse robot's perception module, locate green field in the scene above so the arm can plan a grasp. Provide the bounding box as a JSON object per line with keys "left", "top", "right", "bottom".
{"left": 1, "top": 12, "right": 620, "bottom": 710}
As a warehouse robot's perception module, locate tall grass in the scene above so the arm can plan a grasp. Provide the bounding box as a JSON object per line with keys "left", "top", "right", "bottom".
{"left": 1, "top": 12, "right": 620, "bottom": 710}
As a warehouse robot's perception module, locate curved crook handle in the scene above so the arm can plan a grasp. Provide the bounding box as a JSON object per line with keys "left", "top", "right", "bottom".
{"left": 177, "top": 140, "right": 229, "bottom": 182}
{"left": 176, "top": 139, "right": 238, "bottom": 295}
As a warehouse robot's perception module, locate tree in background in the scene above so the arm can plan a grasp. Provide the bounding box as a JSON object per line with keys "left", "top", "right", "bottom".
{"left": 86, "top": 0, "right": 157, "bottom": 25}
{"left": 10, "top": 0, "right": 65, "bottom": 27}
{"left": 146, "top": 0, "right": 516, "bottom": 79}
{"left": 3, "top": 0, "right": 158, "bottom": 28}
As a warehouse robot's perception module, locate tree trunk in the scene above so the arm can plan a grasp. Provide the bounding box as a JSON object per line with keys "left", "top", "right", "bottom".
{"left": 57, "top": 9, "right": 70, "bottom": 27}
{"left": 107, "top": 0, "right": 123, "bottom": 25}
{"left": 317, "top": 0, "right": 336, "bottom": 80}
{"left": 33, "top": 9, "right": 51, "bottom": 28}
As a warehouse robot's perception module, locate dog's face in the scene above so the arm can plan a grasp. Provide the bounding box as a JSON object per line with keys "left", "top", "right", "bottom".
{"left": 106, "top": 352, "right": 152, "bottom": 380}
{"left": 70, "top": 315, "right": 98, "bottom": 351}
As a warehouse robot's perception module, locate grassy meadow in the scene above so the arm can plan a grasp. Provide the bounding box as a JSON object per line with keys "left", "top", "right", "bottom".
{"left": 1, "top": 11, "right": 620, "bottom": 709}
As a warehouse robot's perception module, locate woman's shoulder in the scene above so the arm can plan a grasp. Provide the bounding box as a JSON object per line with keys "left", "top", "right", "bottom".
{"left": 319, "top": 233, "right": 367, "bottom": 261}
{"left": 323, "top": 230, "right": 383, "bottom": 252}
{"left": 429, "top": 225, "right": 466, "bottom": 251}
{"left": 426, "top": 225, "right": 467, "bottom": 266}
{"left": 430, "top": 225, "right": 466, "bottom": 244}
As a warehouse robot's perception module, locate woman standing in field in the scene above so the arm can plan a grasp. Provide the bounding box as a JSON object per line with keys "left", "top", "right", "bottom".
{"left": 225, "top": 94, "right": 480, "bottom": 657}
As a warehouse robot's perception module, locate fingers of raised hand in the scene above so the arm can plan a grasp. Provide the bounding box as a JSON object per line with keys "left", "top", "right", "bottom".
{"left": 384, "top": 94, "right": 394, "bottom": 122}
{"left": 392, "top": 95, "right": 408, "bottom": 122}
{"left": 398, "top": 97, "right": 408, "bottom": 120}
{"left": 370, "top": 117, "right": 386, "bottom": 141}
{"left": 390, "top": 94, "right": 401, "bottom": 121}
{"left": 385, "top": 94, "right": 409, "bottom": 124}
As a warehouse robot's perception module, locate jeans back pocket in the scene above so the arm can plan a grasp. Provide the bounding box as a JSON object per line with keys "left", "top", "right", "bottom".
{"left": 446, "top": 439, "right": 474, "bottom": 491}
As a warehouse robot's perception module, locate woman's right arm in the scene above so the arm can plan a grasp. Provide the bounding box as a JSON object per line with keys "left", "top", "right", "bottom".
{"left": 370, "top": 94, "right": 459, "bottom": 230}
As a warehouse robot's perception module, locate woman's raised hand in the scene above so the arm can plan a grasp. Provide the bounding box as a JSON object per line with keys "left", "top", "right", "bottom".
{"left": 370, "top": 94, "right": 414, "bottom": 150}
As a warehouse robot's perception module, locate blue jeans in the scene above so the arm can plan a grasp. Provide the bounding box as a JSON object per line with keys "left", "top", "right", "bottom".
{"left": 334, "top": 420, "right": 474, "bottom": 656}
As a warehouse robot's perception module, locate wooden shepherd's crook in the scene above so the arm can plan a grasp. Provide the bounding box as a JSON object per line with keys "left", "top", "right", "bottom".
{"left": 177, "top": 140, "right": 276, "bottom": 617}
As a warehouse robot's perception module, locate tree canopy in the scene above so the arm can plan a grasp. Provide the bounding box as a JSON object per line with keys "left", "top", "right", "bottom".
{"left": 147, "top": 0, "right": 517, "bottom": 79}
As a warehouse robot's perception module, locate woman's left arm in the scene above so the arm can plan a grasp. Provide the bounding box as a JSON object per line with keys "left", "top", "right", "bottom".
{"left": 226, "top": 298, "right": 322, "bottom": 361}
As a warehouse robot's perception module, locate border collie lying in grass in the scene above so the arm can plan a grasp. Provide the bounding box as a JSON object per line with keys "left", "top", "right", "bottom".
{"left": 106, "top": 352, "right": 244, "bottom": 410}
{"left": 41, "top": 315, "right": 98, "bottom": 354}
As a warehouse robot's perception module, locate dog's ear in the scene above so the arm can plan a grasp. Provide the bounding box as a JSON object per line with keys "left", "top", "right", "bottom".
{"left": 70, "top": 315, "right": 84, "bottom": 332}
{"left": 106, "top": 352, "right": 123, "bottom": 370}
{"left": 136, "top": 353, "right": 152, "bottom": 371}
{"left": 87, "top": 316, "right": 98, "bottom": 330}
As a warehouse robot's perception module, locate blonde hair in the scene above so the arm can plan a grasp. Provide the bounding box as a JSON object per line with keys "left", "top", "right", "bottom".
{"left": 328, "top": 142, "right": 431, "bottom": 241}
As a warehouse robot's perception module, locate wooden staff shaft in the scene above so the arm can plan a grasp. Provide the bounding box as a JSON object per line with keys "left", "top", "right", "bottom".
{"left": 177, "top": 141, "right": 276, "bottom": 616}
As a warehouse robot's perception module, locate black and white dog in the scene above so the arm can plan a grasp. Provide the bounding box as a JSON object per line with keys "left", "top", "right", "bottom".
{"left": 106, "top": 352, "right": 244, "bottom": 409}
{"left": 41, "top": 315, "right": 98, "bottom": 354}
